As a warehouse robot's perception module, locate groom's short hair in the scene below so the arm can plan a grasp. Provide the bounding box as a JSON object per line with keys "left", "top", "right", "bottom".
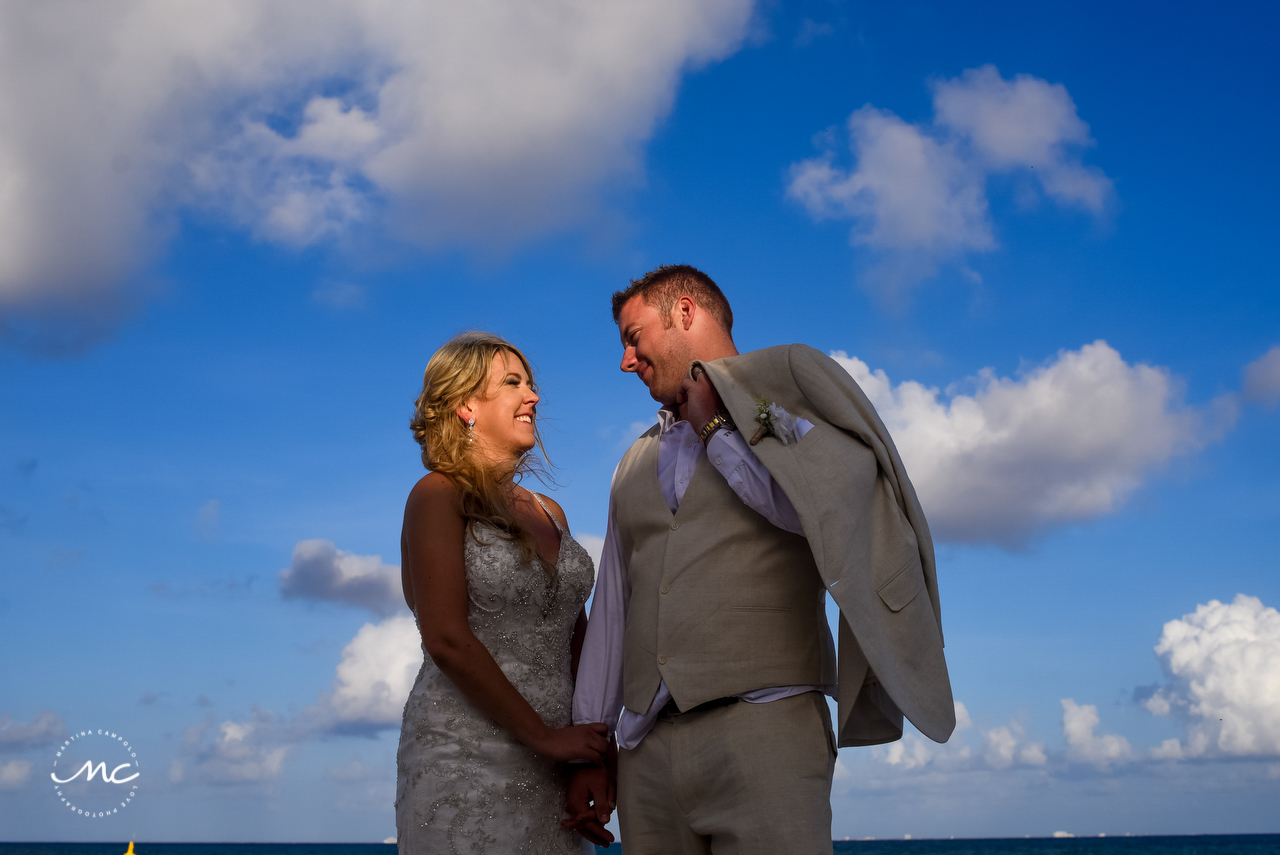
{"left": 612, "top": 264, "right": 734, "bottom": 334}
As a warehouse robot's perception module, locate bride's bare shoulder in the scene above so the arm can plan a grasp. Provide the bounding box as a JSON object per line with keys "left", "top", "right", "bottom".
{"left": 531, "top": 491, "right": 569, "bottom": 533}
{"left": 405, "top": 472, "right": 461, "bottom": 517}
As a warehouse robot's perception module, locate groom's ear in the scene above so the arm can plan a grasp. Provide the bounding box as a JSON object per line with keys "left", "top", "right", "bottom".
{"left": 675, "top": 295, "right": 697, "bottom": 331}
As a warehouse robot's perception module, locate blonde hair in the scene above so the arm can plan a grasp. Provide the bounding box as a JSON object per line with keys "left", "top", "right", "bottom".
{"left": 410, "top": 331, "right": 552, "bottom": 571}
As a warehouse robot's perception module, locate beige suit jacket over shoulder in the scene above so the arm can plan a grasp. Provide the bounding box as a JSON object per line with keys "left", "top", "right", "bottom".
{"left": 696, "top": 344, "right": 955, "bottom": 747}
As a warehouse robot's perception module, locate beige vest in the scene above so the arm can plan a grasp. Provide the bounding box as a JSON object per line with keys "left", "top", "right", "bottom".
{"left": 614, "top": 426, "right": 835, "bottom": 714}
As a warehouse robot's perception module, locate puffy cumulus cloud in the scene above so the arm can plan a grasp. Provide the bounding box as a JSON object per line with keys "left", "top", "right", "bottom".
{"left": 867, "top": 701, "right": 974, "bottom": 773}
{"left": 931, "top": 65, "right": 1112, "bottom": 212}
{"left": 981, "top": 727, "right": 1015, "bottom": 768}
{"left": 1019, "top": 741, "right": 1048, "bottom": 766}
{"left": 0, "top": 709, "right": 67, "bottom": 751}
{"left": 279, "top": 539, "right": 405, "bottom": 617}
{"left": 319, "top": 614, "right": 423, "bottom": 732}
{"left": 1061, "top": 699, "right": 1132, "bottom": 768}
{"left": 982, "top": 722, "right": 1047, "bottom": 770}
{"left": 275, "top": 535, "right": 421, "bottom": 733}
{"left": 876, "top": 733, "right": 935, "bottom": 770}
{"left": 0, "top": 0, "right": 753, "bottom": 345}
{"left": 1150, "top": 738, "right": 1184, "bottom": 761}
{"left": 1243, "top": 346, "right": 1280, "bottom": 408}
{"left": 175, "top": 710, "right": 288, "bottom": 785}
{"left": 872, "top": 702, "right": 1048, "bottom": 774}
{"left": 787, "top": 65, "right": 1110, "bottom": 293}
{"left": 787, "top": 107, "right": 994, "bottom": 258}
{"left": 831, "top": 341, "right": 1234, "bottom": 545}
{"left": 856, "top": 703, "right": 1052, "bottom": 785}
{"left": 1145, "top": 594, "right": 1280, "bottom": 758}
{"left": 0, "top": 759, "right": 32, "bottom": 789}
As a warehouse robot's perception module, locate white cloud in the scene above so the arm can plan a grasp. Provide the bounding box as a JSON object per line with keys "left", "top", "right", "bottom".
{"left": 0, "top": 709, "right": 67, "bottom": 750}
{"left": 323, "top": 614, "right": 423, "bottom": 731}
{"left": 278, "top": 540, "right": 421, "bottom": 733}
{"left": 788, "top": 65, "right": 1110, "bottom": 293}
{"left": 1061, "top": 699, "right": 1132, "bottom": 768}
{"left": 0, "top": 759, "right": 31, "bottom": 789}
{"left": 1147, "top": 594, "right": 1280, "bottom": 758}
{"left": 883, "top": 703, "right": 1046, "bottom": 773}
{"left": 954, "top": 700, "right": 973, "bottom": 732}
{"left": 788, "top": 106, "right": 992, "bottom": 260}
{"left": 1019, "top": 742, "right": 1048, "bottom": 766}
{"left": 1244, "top": 346, "right": 1280, "bottom": 408}
{"left": 178, "top": 711, "right": 288, "bottom": 784}
{"left": 982, "top": 722, "right": 1047, "bottom": 770}
{"left": 0, "top": 0, "right": 753, "bottom": 342}
{"left": 866, "top": 701, "right": 975, "bottom": 774}
{"left": 876, "top": 733, "right": 934, "bottom": 770}
{"left": 1151, "top": 739, "right": 1184, "bottom": 761}
{"left": 279, "top": 539, "right": 405, "bottom": 617}
{"left": 577, "top": 534, "right": 605, "bottom": 578}
{"left": 983, "top": 726, "right": 1018, "bottom": 769}
{"left": 931, "top": 65, "right": 1112, "bottom": 212}
{"left": 832, "top": 341, "right": 1233, "bottom": 545}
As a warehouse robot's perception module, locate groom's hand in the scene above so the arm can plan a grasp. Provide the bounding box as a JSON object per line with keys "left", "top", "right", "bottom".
{"left": 563, "top": 765, "right": 615, "bottom": 846}
{"left": 677, "top": 366, "right": 725, "bottom": 435}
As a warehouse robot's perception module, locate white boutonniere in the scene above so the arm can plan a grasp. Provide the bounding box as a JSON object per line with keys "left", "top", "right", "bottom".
{"left": 750, "top": 398, "right": 799, "bottom": 446}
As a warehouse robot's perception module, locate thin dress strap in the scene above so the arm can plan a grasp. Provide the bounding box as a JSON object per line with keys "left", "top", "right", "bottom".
{"left": 531, "top": 493, "right": 565, "bottom": 534}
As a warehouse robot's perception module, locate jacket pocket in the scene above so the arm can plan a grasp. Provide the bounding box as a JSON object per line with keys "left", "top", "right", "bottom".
{"left": 875, "top": 559, "right": 925, "bottom": 612}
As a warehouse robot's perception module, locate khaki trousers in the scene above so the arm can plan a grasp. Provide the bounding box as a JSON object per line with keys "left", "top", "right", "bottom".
{"left": 616, "top": 691, "right": 836, "bottom": 855}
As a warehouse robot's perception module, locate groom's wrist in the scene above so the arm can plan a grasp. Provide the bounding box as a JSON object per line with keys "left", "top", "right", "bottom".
{"left": 698, "top": 411, "right": 735, "bottom": 444}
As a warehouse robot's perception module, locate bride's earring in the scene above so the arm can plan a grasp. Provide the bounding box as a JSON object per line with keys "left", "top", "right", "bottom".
{"left": 467, "top": 417, "right": 475, "bottom": 443}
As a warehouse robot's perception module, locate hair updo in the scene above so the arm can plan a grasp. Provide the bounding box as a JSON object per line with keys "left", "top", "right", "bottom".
{"left": 409, "top": 331, "right": 551, "bottom": 571}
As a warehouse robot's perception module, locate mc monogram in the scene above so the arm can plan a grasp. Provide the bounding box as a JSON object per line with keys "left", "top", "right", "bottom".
{"left": 51, "top": 760, "right": 140, "bottom": 785}
{"left": 49, "top": 728, "right": 141, "bottom": 819}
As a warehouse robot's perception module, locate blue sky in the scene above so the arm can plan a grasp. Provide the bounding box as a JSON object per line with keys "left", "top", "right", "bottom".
{"left": 2, "top": 0, "right": 1278, "bottom": 843}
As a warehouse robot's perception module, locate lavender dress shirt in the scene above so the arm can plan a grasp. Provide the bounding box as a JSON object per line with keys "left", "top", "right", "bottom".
{"left": 572, "top": 408, "right": 835, "bottom": 750}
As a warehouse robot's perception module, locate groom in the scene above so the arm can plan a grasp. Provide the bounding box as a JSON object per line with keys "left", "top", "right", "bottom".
{"left": 566, "top": 265, "right": 954, "bottom": 853}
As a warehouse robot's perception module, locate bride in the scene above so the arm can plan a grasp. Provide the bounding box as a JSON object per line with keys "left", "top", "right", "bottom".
{"left": 396, "top": 332, "right": 608, "bottom": 854}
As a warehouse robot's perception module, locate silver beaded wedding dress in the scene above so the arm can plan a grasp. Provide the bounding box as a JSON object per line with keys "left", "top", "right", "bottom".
{"left": 396, "top": 496, "right": 596, "bottom": 855}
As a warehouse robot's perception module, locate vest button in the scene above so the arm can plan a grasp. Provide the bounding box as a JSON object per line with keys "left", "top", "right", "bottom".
{"left": 658, "top": 655, "right": 667, "bottom": 665}
{"left": 670, "top": 522, "right": 680, "bottom": 531}
{"left": 660, "top": 585, "right": 669, "bottom": 594}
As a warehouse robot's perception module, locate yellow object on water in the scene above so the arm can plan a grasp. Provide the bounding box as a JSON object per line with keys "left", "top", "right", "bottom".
{"left": 124, "top": 843, "right": 135, "bottom": 855}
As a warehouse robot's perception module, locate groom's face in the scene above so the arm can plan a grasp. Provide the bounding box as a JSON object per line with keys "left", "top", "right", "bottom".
{"left": 617, "top": 295, "right": 691, "bottom": 406}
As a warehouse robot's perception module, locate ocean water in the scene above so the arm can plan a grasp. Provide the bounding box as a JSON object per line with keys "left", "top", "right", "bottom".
{"left": 1, "top": 837, "right": 1277, "bottom": 855}
{"left": 829, "top": 838, "right": 1280, "bottom": 855}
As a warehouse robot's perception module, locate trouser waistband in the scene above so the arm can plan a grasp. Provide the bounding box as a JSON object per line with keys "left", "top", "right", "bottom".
{"left": 658, "top": 695, "right": 739, "bottom": 720}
